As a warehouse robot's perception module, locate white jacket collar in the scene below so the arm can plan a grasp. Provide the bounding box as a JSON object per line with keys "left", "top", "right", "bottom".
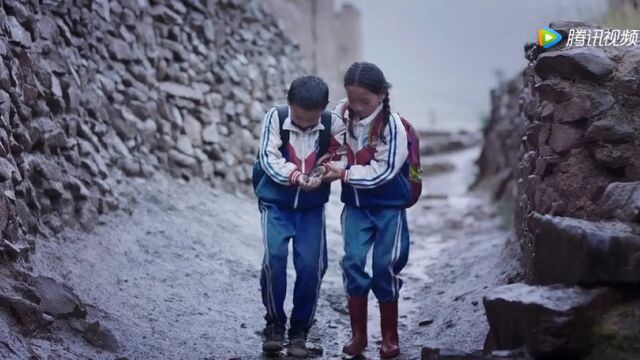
{"left": 354, "top": 103, "right": 383, "bottom": 127}
{"left": 282, "top": 106, "right": 325, "bottom": 133}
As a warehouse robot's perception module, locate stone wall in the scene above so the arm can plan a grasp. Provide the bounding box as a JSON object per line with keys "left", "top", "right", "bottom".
{"left": 474, "top": 74, "right": 526, "bottom": 203}
{"left": 0, "top": 0, "right": 306, "bottom": 262}
{"left": 261, "top": 0, "right": 362, "bottom": 102}
{"left": 481, "top": 21, "right": 640, "bottom": 359}
{"left": 516, "top": 22, "right": 640, "bottom": 280}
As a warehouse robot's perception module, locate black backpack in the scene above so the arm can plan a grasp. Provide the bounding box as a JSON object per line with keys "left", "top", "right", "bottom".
{"left": 252, "top": 106, "right": 332, "bottom": 191}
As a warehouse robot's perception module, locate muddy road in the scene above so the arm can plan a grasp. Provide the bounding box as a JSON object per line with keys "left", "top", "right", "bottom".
{"left": 23, "top": 145, "right": 513, "bottom": 359}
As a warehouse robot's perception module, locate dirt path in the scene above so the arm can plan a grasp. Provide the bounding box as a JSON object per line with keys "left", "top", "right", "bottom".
{"left": 25, "top": 146, "right": 512, "bottom": 359}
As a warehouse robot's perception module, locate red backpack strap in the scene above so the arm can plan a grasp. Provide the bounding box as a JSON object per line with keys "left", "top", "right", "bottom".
{"left": 342, "top": 100, "right": 385, "bottom": 150}
{"left": 367, "top": 113, "right": 386, "bottom": 148}
{"left": 340, "top": 100, "right": 349, "bottom": 120}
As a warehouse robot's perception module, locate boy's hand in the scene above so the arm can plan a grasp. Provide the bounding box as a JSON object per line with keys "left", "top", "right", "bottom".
{"left": 298, "top": 176, "right": 322, "bottom": 191}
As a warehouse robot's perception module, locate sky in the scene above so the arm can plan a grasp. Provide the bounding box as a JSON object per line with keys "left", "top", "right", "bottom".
{"left": 336, "top": 0, "right": 611, "bottom": 131}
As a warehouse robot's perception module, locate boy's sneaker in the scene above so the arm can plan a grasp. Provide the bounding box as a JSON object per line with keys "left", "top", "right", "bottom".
{"left": 262, "top": 324, "right": 285, "bottom": 354}
{"left": 286, "top": 331, "right": 309, "bottom": 358}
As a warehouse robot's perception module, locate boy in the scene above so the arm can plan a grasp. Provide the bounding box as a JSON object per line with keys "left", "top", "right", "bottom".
{"left": 253, "top": 75, "right": 345, "bottom": 357}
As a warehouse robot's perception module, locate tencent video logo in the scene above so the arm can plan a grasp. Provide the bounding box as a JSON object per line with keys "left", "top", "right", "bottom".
{"left": 538, "top": 27, "right": 563, "bottom": 48}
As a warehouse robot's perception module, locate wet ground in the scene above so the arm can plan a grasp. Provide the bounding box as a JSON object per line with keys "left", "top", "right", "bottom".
{"left": 22, "top": 145, "right": 514, "bottom": 359}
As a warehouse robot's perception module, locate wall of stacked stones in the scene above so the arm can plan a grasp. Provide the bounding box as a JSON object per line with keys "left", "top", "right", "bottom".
{"left": 480, "top": 22, "right": 640, "bottom": 358}
{"left": 516, "top": 23, "right": 640, "bottom": 282}
{"left": 0, "top": 0, "right": 306, "bottom": 262}
{"left": 475, "top": 74, "right": 525, "bottom": 204}
{"left": 261, "top": 0, "right": 362, "bottom": 102}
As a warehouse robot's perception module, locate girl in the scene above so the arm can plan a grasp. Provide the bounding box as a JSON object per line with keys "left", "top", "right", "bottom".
{"left": 324, "top": 62, "right": 411, "bottom": 358}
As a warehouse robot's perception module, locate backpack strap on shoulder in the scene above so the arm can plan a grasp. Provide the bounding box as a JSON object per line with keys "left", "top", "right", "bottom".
{"left": 276, "top": 105, "right": 289, "bottom": 150}
{"left": 317, "top": 111, "right": 332, "bottom": 157}
{"left": 369, "top": 113, "right": 386, "bottom": 146}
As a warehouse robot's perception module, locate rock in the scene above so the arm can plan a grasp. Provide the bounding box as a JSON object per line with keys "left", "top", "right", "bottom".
{"left": 7, "top": 16, "right": 32, "bottom": 48}
{"left": 34, "top": 276, "right": 86, "bottom": 319}
{"left": 201, "top": 159, "right": 214, "bottom": 178}
{"left": 107, "top": 131, "right": 131, "bottom": 158}
{"left": 83, "top": 321, "right": 119, "bottom": 352}
{"left": 239, "top": 128, "right": 256, "bottom": 154}
{"left": 78, "top": 202, "right": 99, "bottom": 231}
{"left": 13, "top": 125, "right": 32, "bottom": 151}
{"left": 0, "top": 295, "right": 53, "bottom": 330}
{"left": 528, "top": 212, "right": 640, "bottom": 285}
{"left": 170, "top": 105, "right": 183, "bottom": 127}
{"left": 223, "top": 102, "right": 235, "bottom": 117}
{"left": 249, "top": 101, "right": 264, "bottom": 122}
{"left": 218, "top": 124, "right": 230, "bottom": 136}
{"left": 162, "top": 39, "right": 188, "bottom": 61}
{"left": 149, "top": 5, "right": 183, "bottom": 25}
{"left": 207, "top": 109, "right": 222, "bottom": 125}
{"left": 0, "top": 196, "right": 8, "bottom": 231}
{"left": 589, "top": 142, "right": 634, "bottom": 169}
{"left": 613, "top": 51, "right": 640, "bottom": 96}
{"left": 584, "top": 120, "right": 634, "bottom": 144}
{"left": 97, "top": 74, "right": 116, "bottom": 97}
{"left": 184, "top": 114, "right": 203, "bottom": 146}
{"left": 208, "top": 93, "right": 224, "bottom": 108}
{"left": 483, "top": 283, "right": 617, "bottom": 358}
{"left": 138, "top": 118, "right": 158, "bottom": 139}
{"left": 119, "top": 158, "right": 143, "bottom": 177}
{"left": 548, "top": 123, "right": 582, "bottom": 153}
{"left": 10, "top": 137, "right": 24, "bottom": 155}
{"left": 114, "top": 107, "right": 140, "bottom": 140}
{"left": 548, "top": 21, "right": 600, "bottom": 39}
{"left": 0, "top": 158, "right": 17, "bottom": 182}
{"left": 202, "top": 123, "right": 220, "bottom": 144}
{"left": 37, "top": 17, "right": 59, "bottom": 40}
{"left": 232, "top": 87, "right": 251, "bottom": 104}
{"left": 553, "top": 93, "right": 614, "bottom": 123}
{"left": 421, "top": 347, "right": 530, "bottom": 360}
{"left": 32, "top": 117, "right": 67, "bottom": 150}
{"left": 176, "top": 135, "right": 194, "bottom": 156}
{"left": 44, "top": 128, "right": 67, "bottom": 150}
{"left": 108, "top": 37, "right": 135, "bottom": 61}
{"left": 534, "top": 47, "right": 616, "bottom": 82}
{"left": 169, "top": 149, "right": 197, "bottom": 167}
{"left": 2, "top": 240, "right": 29, "bottom": 260}
{"left": 68, "top": 317, "right": 90, "bottom": 332}
{"left": 0, "top": 61, "right": 11, "bottom": 91}
{"left": 223, "top": 63, "right": 241, "bottom": 83}
{"left": 64, "top": 177, "right": 90, "bottom": 200}
{"left": 159, "top": 82, "right": 204, "bottom": 101}
{"left": 597, "top": 182, "right": 640, "bottom": 223}
{"left": 80, "top": 158, "right": 99, "bottom": 176}
{"left": 30, "top": 117, "right": 59, "bottom": 136}
{"left": 203, "top": 20, "right": 216, "bottom": 42}
{"left": 535, "top": 80, "right": 573, "bottom": 103}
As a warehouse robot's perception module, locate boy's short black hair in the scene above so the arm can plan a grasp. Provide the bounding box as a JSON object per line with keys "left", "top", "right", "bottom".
{"left": 287, "top": 75, "right": 329, "bottom": 111}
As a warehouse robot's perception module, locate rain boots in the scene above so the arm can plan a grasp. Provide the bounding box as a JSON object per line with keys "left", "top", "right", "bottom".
{"left": 379, "top": 301, "right": 400, "bottom": 358}
{"left": 342, "top": 296, "right": 368, "bottom": 356}
{"left": 343, "top": 298, "right": 400, "bottom": 358}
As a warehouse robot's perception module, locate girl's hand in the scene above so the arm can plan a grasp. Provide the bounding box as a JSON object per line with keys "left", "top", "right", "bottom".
{"left": 322, "top": 163, "right": 343, "bottom": 183}
{"left": 316, "top": 153, "right": 332, "bottom": 165}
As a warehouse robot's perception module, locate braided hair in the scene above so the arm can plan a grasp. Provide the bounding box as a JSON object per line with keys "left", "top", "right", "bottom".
{"left": 343, "top": 62, "right": 392, "bottom": 144}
